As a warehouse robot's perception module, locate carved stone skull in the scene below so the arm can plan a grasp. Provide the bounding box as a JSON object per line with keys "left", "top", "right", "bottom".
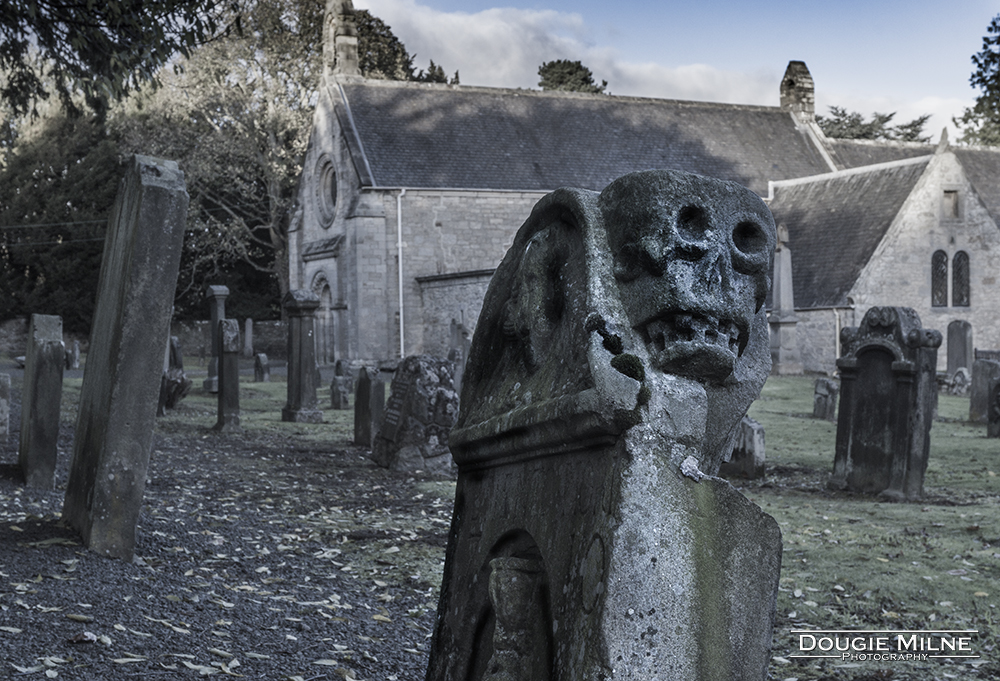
{"left": 599, "top": 170, "right": 775, "bottom": 384}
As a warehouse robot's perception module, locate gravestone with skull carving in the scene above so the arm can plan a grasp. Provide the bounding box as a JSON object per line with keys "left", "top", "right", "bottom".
{"left": 426, "top": 170, "right": 782, "bottom": 681}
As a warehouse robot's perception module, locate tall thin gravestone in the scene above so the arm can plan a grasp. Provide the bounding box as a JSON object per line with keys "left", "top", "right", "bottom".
{"left": 353, "top": 366, "right": 385, "bottom": 447}
{"left": 428, "top": 170, "right": 782, "bottom": 681}
{"left": 0, "top": 374, "right": 10, "bottom": 445}
{"left": 254, "top": 353, "right": 270, "bottom": 382}
{"left": 813, "top": 377, "right": 839, "bottom": 421}
{"left": 281, "top": 290, "right": 323, "bottom": 423}
{"left": 829, "top": 307, "right": 940, "bottom": 500}
{"left": 202, "top": 285, "right": 229, "bottom": 393}
{"left": 214, "top": 319, "right": 241, "bottom": 432}
{"left": 243, "top": 318, "right": 254, "bottom": 358}
{"left": 62, "top": 155, "right": 188, "bottom": 560}
{"left": 19, "top": 314, "right": 65, "bottom": 488}
{"left": 947, "top": 319, "right": 972, "bottom": 379}
{"left": 331, "top": 360, "right": 352, "bottom": 410}
{"left": 971, "top": 356, "right": 1000, "bottom": 423}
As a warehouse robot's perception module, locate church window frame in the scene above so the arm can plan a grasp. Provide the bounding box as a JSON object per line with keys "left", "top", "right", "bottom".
{"left": 952, "top": 250, "right": 970, "bottom": 307}
{"left": 931, "top": 250, "right": 948, "bottom": 307}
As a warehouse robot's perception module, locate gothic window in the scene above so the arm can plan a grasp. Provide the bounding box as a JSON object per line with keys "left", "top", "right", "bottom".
{"left": 953, "top": 250, "right": 970, "bottom": 307}
{"left": 942, "top": 190, "right": 959, "bottom": 219}
{"left": 931, "top": 250, "right": 948, "bottom": 307}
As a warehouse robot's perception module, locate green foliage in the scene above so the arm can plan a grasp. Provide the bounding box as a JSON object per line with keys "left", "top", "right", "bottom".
{"left": 537, "top": 60, "right": 607, "bottom": 94}
{"left": 955, "top": 14, "right": 1000, "bottom": 146}
{"left": 355, "top": 10, "right": 456, "bottom": 84}
{"left": 0, "top": 0, "right": 239, "bottom": 117}
{"left": 817, "top": 106, "right": 931, "bottom": 142}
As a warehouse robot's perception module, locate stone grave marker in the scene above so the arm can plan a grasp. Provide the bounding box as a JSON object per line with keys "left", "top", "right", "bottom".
{"left": 426, "top": 170, "right": 782, "bottom": 681}
{"left": 948, "top": 367, "right": 971, "bottom": 396}
{"left": 719, "top": 415, "right": 766, "bottom": 479}
{"left": 65, "top": 339, "right": 80, "bottom": 370}
{"left": 768, "top": 223, "right": 802, "bottom": 375}
{"left": 353, "top": 365, "right": 385, "bottom": 447}
{"left": 281, "top": 290, "right": 322, "bottom": 423}
{"left": 243, "top": 318, "right": 254, "bottom": 358}
{"left": 202, "top": 285, "right": 229, "bottom": 393}
{"left": 62, "top": 155, "right": 188, "bottom": 560}
{"left": 371, "top": 355, "right": 458, "bottom": 476}
{"left": 254, "top": 353, "right": 270, "bottom": 382}
{"left": 970, "top": 356, "right": 1000, "bottom": 423}
{"left": 330, "top": 361, "right": 352, "bottom": 410}
{"left": 812, "top": 377, "right": 839, "bottom": 420}
{"left": 0, "top": 374, "right": 10, "bottom": 444}
{"left": 947, "top": 319, "right": 972, "bottom": 378}
{"left": 213, "top": 319, "right": 241, "bottom": 432}
{"left": 829, "top": 306, "right": 940, "bottom": 500}
{"left": 159, "top": 336, "right": 192, "bottom": 414}
{"left": 19, "top": 314, "right": 65, "bottom": 488}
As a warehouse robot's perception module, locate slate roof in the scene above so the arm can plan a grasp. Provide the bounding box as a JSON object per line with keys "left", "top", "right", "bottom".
{"left": 767, "top": 156, "right": 932, "bottom": 308}
{"left": 336, "top": 81, "right": 834, "bottom": 195}
{"left": 954, "top": 147, "right": 1000, "bottom": 225}
{"left": 825, "top": 139, "right": 935, "bottom": 170}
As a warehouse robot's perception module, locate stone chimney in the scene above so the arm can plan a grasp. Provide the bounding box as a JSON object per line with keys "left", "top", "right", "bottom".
{"left": 324, "top": 0, "right": 360, "bottom": 80}
{"left": 780, "top": 61, "right": 815, "bottom": 122}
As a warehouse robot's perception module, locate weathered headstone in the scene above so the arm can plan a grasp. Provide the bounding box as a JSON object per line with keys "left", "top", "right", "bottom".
{"left": 947, "top": 319, "right": 973, "bottom": 378}
{"left": 371, "top": 355, "right": 458, "bottom": 476}
{"left": 281, "top": 290, "right": 323, "bottom": 423}
{"left": 254, "top": 353, "right": 270, "bottom": 383}
{"left": 169, "top": 336, "right": 184, "bottom": 370}
{"left": 18, "top": 314, "right": 65, "bottom": 488}
{"left": 213, "top": 319, "right": 241, "bottom": 432}
{"left": 813, "top": 377, "right": 839, "bottom": 420}
{"left": 829, "top": 306, "right": 940, "bottom": 500}
{"left": 970, "top": 356, "right": 1000, "bottom": 423}
{"left": 449, "top": 318, "right": 472, "bottom": 396}
{"left": 949, "top": 366, "right": 971, "bottom": 396}
{"left": 989, "top": 377, "right": 1000, "bottom": 438}
{"left": 0, "top": 374, "right": 9, "bottom": 445}
{"left": 353, "top": 366, "right": 385, "bottom": 447}
{"left": 719, "top": 415, "right": 766, "bottom": 479}
{"left": 768, "top": 223, "right": 802, "bottom": 375}
{"left": 65, "top": 339, "right": 80, "bottom": 370}
{"left": 330, "top": 360, "right": 352, "bottom": 410}
{"left": 202, "top": 285, "right": 229, "bottom": 393}
{"left": 62, "top": 155, "right": 188, "bottom": 560}
{"left": 242, "top": 318, "right": 254, "bottom": 358}
{"left": 158, "top": 336, "right": 191, "bottom": 414}
{"left": 427, "top": 170, "right": 782, "bottom": 681}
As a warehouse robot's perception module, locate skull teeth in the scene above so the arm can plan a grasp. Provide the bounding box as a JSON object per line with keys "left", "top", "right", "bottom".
{"left": 643, "top": 313, "right": 745, "bottom": 356}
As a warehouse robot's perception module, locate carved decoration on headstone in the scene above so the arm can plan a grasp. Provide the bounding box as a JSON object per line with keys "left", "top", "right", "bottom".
{"left": 19, "top": 314, "right": 65, "bottom": 488}
{"left": 970, "top": 355, "right": 1000, "bottom": 423}
{"left": 829, "top": 306, "right": 940, "bottom": 500}
{"left": 812, "top": 377, "right": 839, "bottom": 421}
{"left": 719, "top": 415, "right": 765, "bottom": 479}
{"left": 426, "top": 170, "right": 782, "bottom": 681}
{"left": 353, "top": 365, "right": 385, "bottom": 448}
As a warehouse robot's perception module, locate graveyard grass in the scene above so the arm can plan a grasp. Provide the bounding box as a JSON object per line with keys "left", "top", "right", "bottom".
{"left": 0, "top": 361, "right": 998, "bottom": 680}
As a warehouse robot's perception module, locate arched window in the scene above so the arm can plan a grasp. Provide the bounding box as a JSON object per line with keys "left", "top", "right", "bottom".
{"left": 953, "top": 251, "right": 970, "bottom": 307}
{"left": 931, "top": 250, "right": 948, "bottom": 307}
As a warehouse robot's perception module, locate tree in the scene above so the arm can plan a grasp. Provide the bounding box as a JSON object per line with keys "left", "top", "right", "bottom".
{"left": 955, "top": 15, "right": 1000, "bottom": 146}
{"left": 355, "top": 9, "right": 457, "bottom": 84}
{"left": 538, "top": 60, "right": 607, "bottom": 94}
{"left": 0, "top": 0, "right": 240, "bottom": 117}
{"left": 816, "top": 106, "right": 931, "bottom": 142}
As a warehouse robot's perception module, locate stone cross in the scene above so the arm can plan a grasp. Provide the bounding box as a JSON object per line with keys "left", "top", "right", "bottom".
{"left": 353, "top": 365, "right": 385, "bottom": 448}
{"left": 254, "top": 353, "right": 270, "bottom": 382}
{"left": 19, "top": 314, "right": 65, "bottom": 488}
{"left": 971, "top": 357, "right": 1000, "bottom": 423}
{"left": 62, "top": 155, "right": 188, "bottom": 560}
{"left": 426, "top": 170, "right": 782, "bottom": 681}
{"left": 281, "top": 290, "right": 323, "bottom": 423}
{"left": 214, "top": 319, "right": 242, "bottom": 432}
{"left": 202, "top": 285, "right": 229, "bottom": 393}
{"left": 829, "top": 306, "right": 940, "bottom": 500}
{"left": 0, "top": 374, "right": 10, "bottom": 445}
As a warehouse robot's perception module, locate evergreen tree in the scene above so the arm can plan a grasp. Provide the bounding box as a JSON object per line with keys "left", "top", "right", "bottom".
{"left": 954, "top": 14, "right": 1000, "bottom": 146}
{"left": 538, "top": 60, "right": 607, "bottom": 94}
{"left": 816, "top": 106, "right": 931, "bottom": 142}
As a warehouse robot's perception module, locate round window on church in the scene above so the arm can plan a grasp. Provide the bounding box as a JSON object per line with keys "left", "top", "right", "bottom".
{"left": 314, "top": 155, "right": 337, "bottom": 227}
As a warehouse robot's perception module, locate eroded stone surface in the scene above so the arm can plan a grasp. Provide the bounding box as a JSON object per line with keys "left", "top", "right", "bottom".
{"left": 19, "top": 314, "right": 64, "bottom": 489}
{"left": 281, "top": 290, "right": 322, "bottom": 423}
{"left": 813, "top": 377, "right": 839, "bottom": 421}
{"left": 353, "top": 366, "right": 384, "bottom": 448}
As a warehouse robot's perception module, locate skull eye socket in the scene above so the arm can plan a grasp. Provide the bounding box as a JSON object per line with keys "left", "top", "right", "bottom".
{"left": 677, "top": 205, "right": 710, "bottom": 241}
{"left": 732, "top": 221, "right": 768, "bottom": 256}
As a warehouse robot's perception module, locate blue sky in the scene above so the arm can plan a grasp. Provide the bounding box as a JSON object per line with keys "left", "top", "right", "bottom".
{"left": 357, "top": 0, "right": 999, "bottom": 141}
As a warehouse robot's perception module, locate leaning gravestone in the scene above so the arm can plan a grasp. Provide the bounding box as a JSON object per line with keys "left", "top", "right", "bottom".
{"left": 371, "top": 355, "right": 458, "bottom": 476}
{"left": 353, "top": 366, "right": 385, "bottom": 448}
{"left": 0, "top": 374, "right": 10, "bottom": 445}
{"left": 281, "top": 290, "right": 322, "bottom": 423}
{"left": 829, "top": 306, "right": 940, "bottom": 500}
{"left": 19, "top": 314, "right": 65, "bottom": 488}
{"left": 213, "top": 319, "right": 241, "bottom": 432}
{"left": 202, "top": 285, "right": 229, "bottom": 393}
{"left": 62, "top": 155, "right": 188, "bottom": 560}
{"left": 719, "top": 415, "right": 766, "bottom": 479}
{"left": 970, "top": 356, "right": 1000, "bottom": 423}
{"left": 426, "top": 170, "right": 782, "bottom": 681}
{"left": 254, "top": 353, "right": 270, "bottom": 383}
{"left": 813, "top": 377, "right": 839, "bottom": 421}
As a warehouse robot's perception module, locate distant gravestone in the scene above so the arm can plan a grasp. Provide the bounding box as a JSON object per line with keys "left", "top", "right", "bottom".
{"left": 19, "top": 314, "right": 65, "bottom": 488}
{"left": 213, "top": 319, "right": 241, "bottom": 432}
{"left": 243, "top": 318, "right": 254, "bottom": 358}
{"left": 449, "top": 319, "right": 472, "bottom": 396}
{"left": 62, "top": 155, "right": 188, "bottom": 560}
{"left": 65, "top": 340, "right": 80, "bottom": 370}
{"left": 331, "top": 360, "right": 352, "bottom": 410}
{"left": 768, "top": 223, "right": 802, "bottom": 375}
{"left": 947, "top": 319, "right": 973, "bottom": 378}
{"left": 989, "top": 377, "right": 1000, "bottom": 438}
{"left": 281, "top": 290, "right": 323, "bottom": 423}
{"left": 202, "top": 285, "right": 229, "bottom": 393}
{"left": 371, "top": 355, "right": 458, "bottom": 476}
{"left": 254, "top": 353, "right": 270, "bottom": 382}
{"left": 0, "top": 374, "right": 10, "bottom": 444}
{"left": 719, "top": 415, "right": 766, "bottom": 479}
{"left": 169, "top": 337, "right": 184, "bottom": 370}
{"left": 829, "top": 306, "right": 940, "bottom": 500}
{"left": 812, "top": 377, "right": 839, "bottom": 421}
{"left": 353, "top": 366, "right": 385, "bottom": 447}
{"left": 970, "top": 357, "right": 1000, "bottom": 423}
{"left": 949, "top": 367, "right": 971, "bottom": 396}
{"left": 159, "top": 336, "right": 191, "bottom": 414}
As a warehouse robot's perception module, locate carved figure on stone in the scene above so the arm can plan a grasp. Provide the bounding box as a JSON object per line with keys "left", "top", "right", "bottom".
{"left": 428, "top": 170, "right": 781, "bottom": 681}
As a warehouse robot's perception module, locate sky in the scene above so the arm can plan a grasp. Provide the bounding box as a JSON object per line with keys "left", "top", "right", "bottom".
{"left": 355, "top": 0, "right": 999, "bottom": 142}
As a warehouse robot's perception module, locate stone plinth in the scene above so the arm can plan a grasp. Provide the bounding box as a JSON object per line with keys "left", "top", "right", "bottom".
{"left": 427, "top": 170, "right": 782, "bottom": 681}
{"left": 281, "top": 290, "right": 322, "bottom": 423}
{"left": 19, "top": 314, "right": 65, "bottom": 488}
{"left": 62, "top": 155, "right": 188, "bottom": 560}
{"left": 353, "top": 366, "right": 385, "bottom": 447}
{"left": 829, "top": 306, "right": 940, "bottom": 501}
{"left": 202, "top": 285, "right": 229, "bottom": 393}
{"left": 214, "top": 319, "right": 241, "bottom": 432}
